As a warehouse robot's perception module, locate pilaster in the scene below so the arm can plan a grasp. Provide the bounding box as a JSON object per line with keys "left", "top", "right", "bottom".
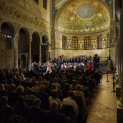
{"left": 14, "top": 33, "right": 19, "bottom": 69}
{"left": 119, "top": 0, "right": 123, "bottom": 107}
{"left": 28, "top": 38, "right": 32, "bottom": 70}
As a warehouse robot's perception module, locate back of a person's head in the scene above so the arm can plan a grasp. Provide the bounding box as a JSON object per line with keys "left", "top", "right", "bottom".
{"left": 72, "top": 80, "right": 77, "bottom": 85}
{"left": 76, "top": 85, "right": 81, "bottom": 91}
{"left": 26, "top": 87, "right": 32, "bottom": 95}
{"left": 0, "top": 84, "right": 5, "bottom": 91}
{"left": 34, "top": 81, "right": 38, "bottom": 86}
{"left": 38, "top": 76, "right": 42, "bottom": 81}
{"left": 16, "top": 86, "right": 24, "bottom": 95}
{"left": 51, "top": 84, "right": 57, "bottom": 91}
{"left": 45, "top": 81, "right": 50, "bottom": 87}
{"left": 18, "top": 76, "right": 22, "bottom": 81}
{"left": 10, "top": 84, "right": 16, "bottom": 91}
{"left": 39, "top": 84, "right": 45, "bottom": 92}
{"left": 15, "top": 96, "right": 26, "bottom": 113}
{"left": 64, "top": 83, "right": 70, "bottom": 89}
{"left": 33, "top": 98, "right": 41, "bottom": 107}
{"left": 0, "top": 96, "right": 8, "bottom": 107}
{"left": 50, "top": 101, "right": 58, "bottom": 112}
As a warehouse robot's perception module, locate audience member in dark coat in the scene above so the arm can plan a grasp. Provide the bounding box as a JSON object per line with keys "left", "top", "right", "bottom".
{"left": 27, "top": 98, "right": 45, "bottom": 123}
{"left": 0, "top": 96, "right": 14, "bottom": 123}
{"left": 45, "top": 101, "right": 71, "bottom": 123}
{"left": 36, "top": 84, "right": 50, "bottom": 110}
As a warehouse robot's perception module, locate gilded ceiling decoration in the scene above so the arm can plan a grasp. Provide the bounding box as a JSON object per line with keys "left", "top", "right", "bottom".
{"left": 57, "top": 0, "right": 110, "bottom": 34}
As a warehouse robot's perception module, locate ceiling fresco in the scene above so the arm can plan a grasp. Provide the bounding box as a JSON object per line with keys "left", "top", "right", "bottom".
{"left": 57, "top": 0, "right": 110, "bottom": 34}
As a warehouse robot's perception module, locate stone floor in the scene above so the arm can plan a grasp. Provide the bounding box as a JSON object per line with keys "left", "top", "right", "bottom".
{"left": 86, "top": 74, "right": 117, "bottom": 123}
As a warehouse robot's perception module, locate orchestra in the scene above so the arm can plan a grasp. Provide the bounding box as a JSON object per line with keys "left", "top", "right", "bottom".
{"left": 31, "top": 54, "right": 100, "bottom": 73}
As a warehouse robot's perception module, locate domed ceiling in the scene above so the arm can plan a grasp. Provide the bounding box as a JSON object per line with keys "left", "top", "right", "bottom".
{"left": 57, "top": 0, "right": 110, "bottom": 34}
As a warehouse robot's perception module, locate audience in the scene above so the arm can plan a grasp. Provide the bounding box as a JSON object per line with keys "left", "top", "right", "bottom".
{"left": 0, "top": 60, "right": 101, "bottom": 123}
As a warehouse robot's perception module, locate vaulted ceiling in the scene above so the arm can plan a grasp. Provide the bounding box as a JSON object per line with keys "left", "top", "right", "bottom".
{"left": 57, "top": 0, "right": 110, "bottom": 34}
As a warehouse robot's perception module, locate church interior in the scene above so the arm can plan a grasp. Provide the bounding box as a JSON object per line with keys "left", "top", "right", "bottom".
{"left": 0, "top": 0, "right": 123, "bottom": 122}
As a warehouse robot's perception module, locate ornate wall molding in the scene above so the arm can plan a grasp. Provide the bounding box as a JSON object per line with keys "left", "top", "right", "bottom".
{"left": 0, "top": 0, "right": 50, "bottom": 35}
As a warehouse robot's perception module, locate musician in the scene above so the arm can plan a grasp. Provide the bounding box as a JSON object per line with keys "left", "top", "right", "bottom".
{"left": 57, "top": 59, "right": 61, "bottom": 71}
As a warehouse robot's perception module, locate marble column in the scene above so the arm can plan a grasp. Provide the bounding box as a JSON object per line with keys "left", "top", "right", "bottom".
{"left": 119, "top": 0, "right": 123, "bottom": 107}
{"left": 28, "top": 39, "right": 32, "bottom": 70}
{"left": 14, "top": 34, "right": 19, "bottom": 69}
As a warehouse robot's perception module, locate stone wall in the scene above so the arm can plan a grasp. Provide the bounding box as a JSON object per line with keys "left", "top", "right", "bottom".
{"left": 55, "top": 48, "right": 109, "bottom": 61}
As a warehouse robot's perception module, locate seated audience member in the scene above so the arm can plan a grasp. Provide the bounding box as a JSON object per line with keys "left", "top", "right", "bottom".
{"left": 74, "top": 85, "right": 86, "bottom": 110}
{"left": 25, "top": 87, "right": 36, "bottom": 107}
{"left": 45, "top": 101, "right": 71, "bottom": 123}
{"left": 44, "top": 81, "right": 51, "bottom": 95}
{"left": 10, "top": 96, "right": 28, "bottom": 123}
{"left": 16, "top": 85, "right": 24, "bottom": 97}
{"left": 7, "top": 84, "right": 16, "bottom": 107}
{"left": 0, "top": 96, "right": 14, "bottom": 123}
{"left": 27, "top": 98, "right": 45, "bottom": 123}
{"left": 52, "top": 78, "right": 61, "bottom": 89}
{"left": 70, "top": 80, "right": 77, "bottom": 90}
{"left": 36, "top": 84, "right": 50, "bottom": 110}
{"left": 49, "top": 91, "right": 62, "bottom": 110}
{"left": 62, "top": 90, "right": 78, "bottom": 113}
{"left": 62, "top": 83, "right": 70, "bottom": 99}
{"left": 31, "top": 81, "right": 39, "bottom": 93}
{"left": 0, "top": 84, "right": 6, "bottom": 98}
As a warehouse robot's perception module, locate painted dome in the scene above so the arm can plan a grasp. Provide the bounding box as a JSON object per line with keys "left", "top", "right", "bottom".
{"left": 57, "top": 0, "right": 110, "bottom": 34}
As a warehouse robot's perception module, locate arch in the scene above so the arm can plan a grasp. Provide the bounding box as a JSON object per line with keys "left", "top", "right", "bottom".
{"left": 1, "top": 21, "right": 15, "bottom": 36}
{"left": 53, "top": 0, "right": 111, "bottom": 60}
{"left": 18, "top": 27, "right": 29, "bottom": 69}
{"left": 31, "top": 32, "right": 40, "bottom": 63}
{"left": 0, "top": 22, "right": 15, "bottom": 68}
{"left": 41, "top": 32, "right": 49, "bottom": 43}
{"left": 41, "top": 35, "right": 49, "bottom": 63}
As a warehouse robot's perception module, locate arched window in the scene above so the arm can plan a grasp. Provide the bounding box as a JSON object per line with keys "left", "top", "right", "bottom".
{"left": 72, "top": 36, "right": 78, "bottom": 50}
{"left": 62, "top": 35, "right": 67, "bottom": 50}
{"left": 84, "top": 36, "right": 92, "bottom": 50}
{"left": 97, "top": 35, "right": 102, "bottom": 49}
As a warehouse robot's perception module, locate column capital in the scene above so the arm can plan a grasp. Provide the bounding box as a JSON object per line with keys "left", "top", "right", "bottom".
{"left": 13, "top": 34, "right": 19, "bottom": 41}
{"left": 29, "top": 30, "right": 33, "bottom": 38}
{"left": 15, "top": 24, "right": 21, "bottom": 34}
{"left": 29, "top": 37, "right": 33, "bottom": 42}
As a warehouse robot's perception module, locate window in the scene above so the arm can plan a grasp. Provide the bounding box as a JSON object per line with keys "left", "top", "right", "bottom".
{"left": 62, "top": 35, "right": 67, "bottom": 50}
{"left": 78, "top": 40, "right": 84, "bottom": 49}
{"left": 34, "top": 0, "right": 39, "bottom": 4}
{"left": 84, "top": 36, "right": 92, "bottom": 50}
{"left": 67, "top": 39, "right": 72, "bottom": 49}
{"left": 43, "top": 0, "right": 47, "bottom": 9}
{"left": 97, "top": 35, "right": 102, "bottom": 49}
{"left": 72, "top": 36, "right": 78, "bottom": 50}
{"left": 92, "top": 39, "right": 97, "bottom": 49}
{"left": 102, "top": 37, "right": 106, "bottom": 48}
